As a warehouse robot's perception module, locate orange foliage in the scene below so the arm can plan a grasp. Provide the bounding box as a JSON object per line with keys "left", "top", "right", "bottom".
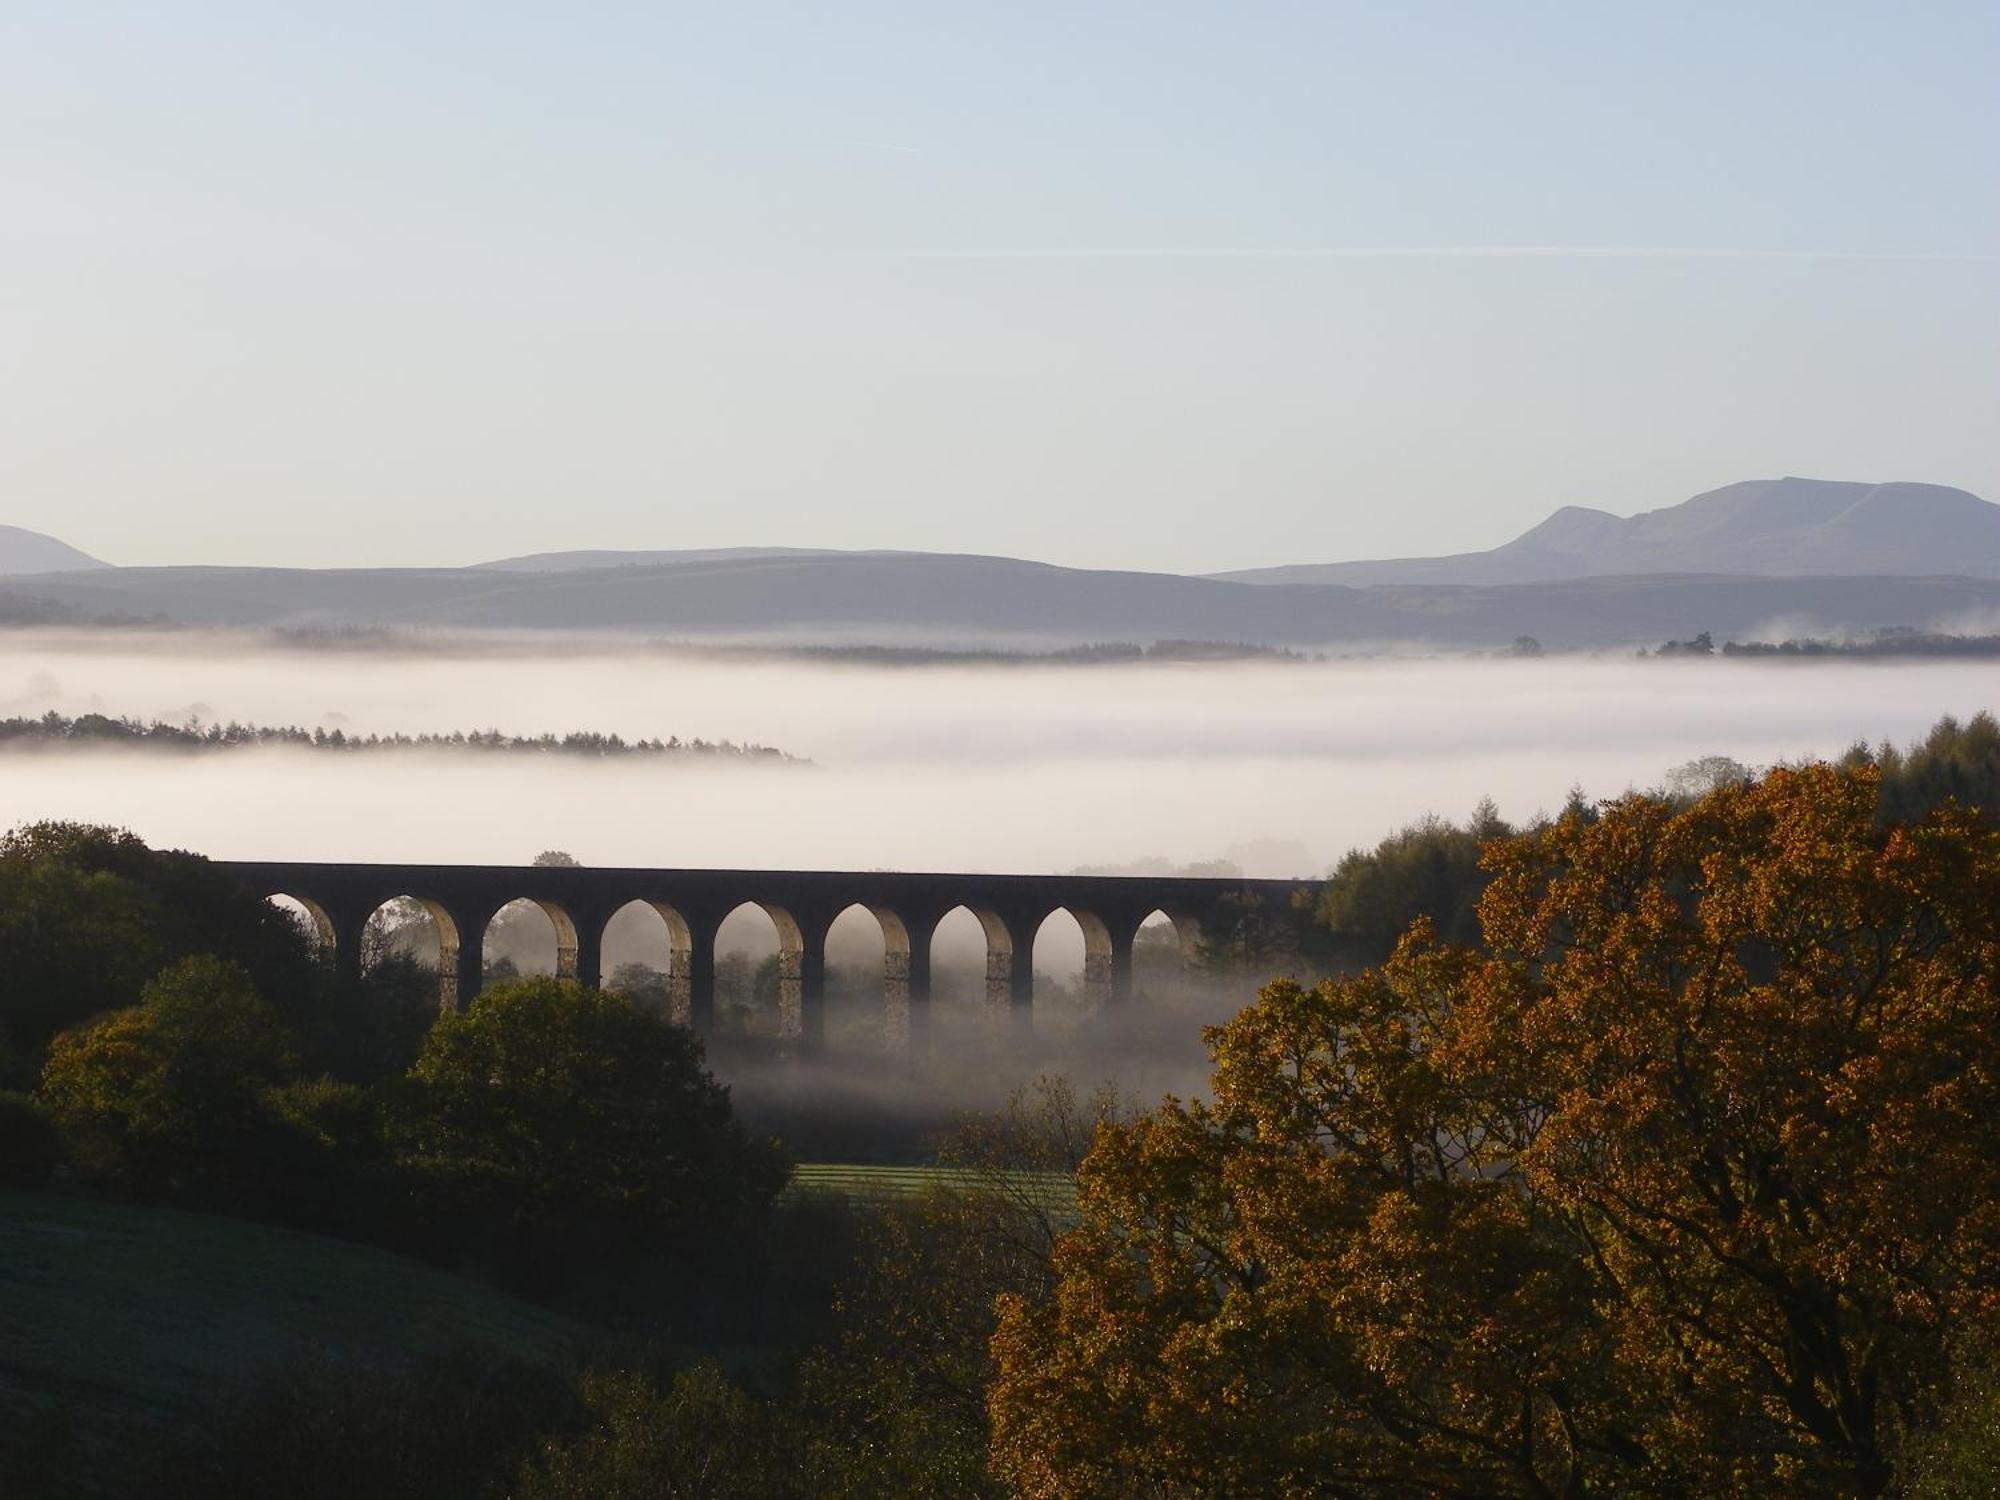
{"left": 988, "top": 766, "right": 2000, "bottom": 1497}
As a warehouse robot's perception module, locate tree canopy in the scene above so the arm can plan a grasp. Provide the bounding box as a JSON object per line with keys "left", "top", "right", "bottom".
{"left": 990, "top": 764, "right": 2000, "bottom": 1497}
{"left": 41, "top": 956, "right": 298, "bottom": 1195}
{"left": 391, "top": 978, "right": 788, "bottom": 1245}
{"left": 0, "top": 822, "right": 315, "bottom": 1064}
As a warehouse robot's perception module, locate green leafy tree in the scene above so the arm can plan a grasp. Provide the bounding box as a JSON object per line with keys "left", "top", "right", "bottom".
{"left": 1863, "top": 711, "right": 2000, "bottom": 828}
{"left": 40, "top": 956, "right": 298, "bottom": 1195}
{"left": 1316, "top": 801, "right": 1510, "bottom": 964}
{"left": 606, "top": 962, "right": 671, "bottom": 1013}
{"left": 1191, "top": 889, "right": 1315, "bottom": 977}
{"left": 0, "top": 822, "right": 315, "bottom": 1061}
{"left": 391, "top": 979, "right": 787, "bottom": 1255}
{"left": 1905, "top": 1338, "right": 2000, "bottom": 1499}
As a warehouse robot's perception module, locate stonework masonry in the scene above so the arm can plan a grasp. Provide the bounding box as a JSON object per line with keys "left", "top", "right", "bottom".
{"left": 221, "top": 860, "right": 1315, "bottom": 1057}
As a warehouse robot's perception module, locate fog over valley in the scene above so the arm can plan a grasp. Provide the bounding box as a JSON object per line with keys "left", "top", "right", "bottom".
{"left": 1, "top": 632, "right": 1990, "bottom": 877}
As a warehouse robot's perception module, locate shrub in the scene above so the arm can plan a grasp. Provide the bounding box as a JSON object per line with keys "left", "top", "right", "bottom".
{"left": 0, "top": 1089, "right": 64, "bottom": 1184}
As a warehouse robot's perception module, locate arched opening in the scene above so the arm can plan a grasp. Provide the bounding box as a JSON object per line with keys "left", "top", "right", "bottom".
{"left": 1124, "top": 909, "right": 1222, "bottom": 1052}
{"left": 714, "top": 901, "right": 805, "bottom": 1045}
{"left": 363, "top": 895, "right": 461, "bottom": 1010}
{"left": 268, "top": 893, "right": 333, "bottom": 954}
{"left": 1032, "top": 907, "right": 1117, "bottom": 1038}
{"left": 1031, "top": 908, "right": 1087, "bottom": 1036}
{"left": 825, "top": 903, "right": 908, "bottom": 1055}
{"left": 930, "top": 905, "right": 1012, "bottom": 1048}
{"left": 481, "top": 897, "right": 578, "bottom": 986}
{"left": 1133, "top": 909, "right": 1196, "bottom": 1001}
{"left": 603, "top": 899, "right": 693, "bottom": 1022}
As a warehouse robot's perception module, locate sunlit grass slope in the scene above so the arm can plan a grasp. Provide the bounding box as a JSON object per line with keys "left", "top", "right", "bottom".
{"left": 0, "top": 1189, "right": 576, "bottom": 1490}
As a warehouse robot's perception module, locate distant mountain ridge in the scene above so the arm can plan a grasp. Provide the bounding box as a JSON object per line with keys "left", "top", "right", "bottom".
{"left": 0, "top": 524, "right": 108, "bottom": 575}
{"left": 9, "top": 477, "right": 2000, "bottom": 650}
{"left": 1214, "top": 479, "right": 2000, "bottom": 586}
{"left": 474, "top": 545, "right": 865, "bottom": 572}
{"left": 10, "top": 551, "right": 2000, "bottom": 651}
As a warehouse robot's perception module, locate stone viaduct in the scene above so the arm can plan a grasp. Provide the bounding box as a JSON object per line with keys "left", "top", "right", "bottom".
{"left": 217, "top": 861, "right": 1315, "bottom": 1054}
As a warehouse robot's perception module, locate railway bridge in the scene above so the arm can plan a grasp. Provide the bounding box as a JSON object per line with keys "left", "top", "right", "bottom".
{"left": 217, "top": 861, "right": 1316, "bottom": 1054}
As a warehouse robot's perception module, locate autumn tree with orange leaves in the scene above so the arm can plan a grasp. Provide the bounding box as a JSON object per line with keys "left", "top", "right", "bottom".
{"left": 988, "top": 765, "right": 2000, "bottom": 1498}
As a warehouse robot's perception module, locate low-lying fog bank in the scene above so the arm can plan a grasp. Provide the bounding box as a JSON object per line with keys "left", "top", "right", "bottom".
{"left": 0, "top": 631, "right": 1992, "bottom": 877}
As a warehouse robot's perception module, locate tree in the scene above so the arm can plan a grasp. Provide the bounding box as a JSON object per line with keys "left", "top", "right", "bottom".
{"left": 605, "top": 962, "right": 670, "bottom": 1013}
{"left": 1660, "top": 752, "right": 1753, "bottom": 800}
{"left": 0, "top": 822, "right": 315, "bottom": 1060}
{"left": 1316, "top": 802, "right": 1511, "bottom": 964}
{"left": 1863, "top": 711, "right": 2000, "bottom": 828}
{"left": 1190, "top": 889, "right": 1315, "bottom": 977}
{"left": 515, "top": 1365, "right": 792, "bottom": 1500}
{"left": 391, "top": 979, "right": 787, "bottom": 1256}
{"left": 1477, "top": 764, "right": 2000, "bottom": 1492}
{"left": 990, "top": 765, "right": 2000, "bottom": 1497}
{"left": 40, "top": 956, "right": 298, "bottom": 1195}
{"left": 798, "top": 1079, "right": 1119, "bottom": 1498}
{"left": 1904, "top": 1337, "right": 2000, "bottom": 1499}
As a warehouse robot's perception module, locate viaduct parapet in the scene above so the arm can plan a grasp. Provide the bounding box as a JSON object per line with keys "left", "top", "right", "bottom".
{"left": 217, "top": 861, "right": 1316, "bottom": 1055}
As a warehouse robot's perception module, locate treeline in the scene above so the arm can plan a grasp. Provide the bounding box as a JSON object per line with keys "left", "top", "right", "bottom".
{"left": 266, "top": 627, "right": 1309, "bottom": 665}
{"left": 720, "top": 638, "right": 1310, "bottom": 667}
{"left": 0, "top": 592, "right": 164, "bottom": 628}
{"left": 0, "top": 710, "right": 795, "bottom": 761}
{"left": 1850, "top": 709, "right": 2000, "bottom": 827}
{"left": 1644, "top": 627, "right": 2000, "bottom": 659}
{"left": 1308, "top": 711, "right": 2000, "bottom": 972}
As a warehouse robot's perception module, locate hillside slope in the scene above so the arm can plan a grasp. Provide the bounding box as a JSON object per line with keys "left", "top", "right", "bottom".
{"left": 0, "top": 1190, "right": 576, "bottom": 1493}
{"left": 0, "top": 525, "right": 108, "bottom": 575}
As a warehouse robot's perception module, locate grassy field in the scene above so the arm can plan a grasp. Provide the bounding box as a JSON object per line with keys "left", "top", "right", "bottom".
{"left": 0, "top": 1189, "right": 577, "bottom": 1493}
{"left": 788, "top": 1161, "right": 1077, "bottom": 1214}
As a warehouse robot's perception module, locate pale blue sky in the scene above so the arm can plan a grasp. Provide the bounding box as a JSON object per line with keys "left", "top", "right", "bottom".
{"left": 2, "top": 2, "right": 1994, "bottom": 571}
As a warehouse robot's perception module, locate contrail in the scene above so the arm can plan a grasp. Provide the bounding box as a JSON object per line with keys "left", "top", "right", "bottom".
{"left": 890, "top": 245, "right": 1995, "bottom": 263}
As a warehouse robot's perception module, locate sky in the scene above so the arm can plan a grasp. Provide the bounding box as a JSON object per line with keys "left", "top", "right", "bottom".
{"left": 1, "top": 2, "right": 1994, "bottom": 573}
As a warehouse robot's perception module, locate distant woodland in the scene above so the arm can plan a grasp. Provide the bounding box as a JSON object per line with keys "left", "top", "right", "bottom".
{"left": 1648, "top": 628, "right": 2000, "bottom": 659}
{"left": 0, "top": 712, "right": 796, "bottom": 762}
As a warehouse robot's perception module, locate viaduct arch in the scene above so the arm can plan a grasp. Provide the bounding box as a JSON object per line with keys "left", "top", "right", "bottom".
{"left": 224, "top": 861, "right": 1315, "bottom": 1057}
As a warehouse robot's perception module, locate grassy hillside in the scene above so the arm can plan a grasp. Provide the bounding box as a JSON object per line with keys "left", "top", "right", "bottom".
{"left": 0, "top": 1190, "right": 576, "bottom": 1493}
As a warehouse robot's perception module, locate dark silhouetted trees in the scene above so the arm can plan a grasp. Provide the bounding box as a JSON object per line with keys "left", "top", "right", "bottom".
{"left": 0, "top": 822, "right": 315, "bottom": 1068}
{"left": 390, "top": 978, "right": 788, "bottom": 1262}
